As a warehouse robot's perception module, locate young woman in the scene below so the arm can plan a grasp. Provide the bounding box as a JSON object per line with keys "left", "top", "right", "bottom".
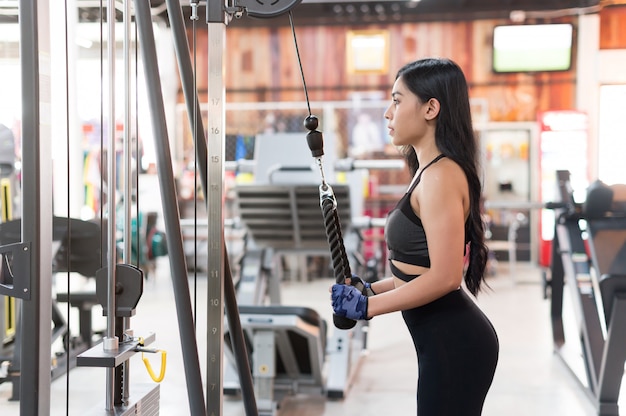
{"left": 331, "top": 58, "right": 499, "bottom": 415}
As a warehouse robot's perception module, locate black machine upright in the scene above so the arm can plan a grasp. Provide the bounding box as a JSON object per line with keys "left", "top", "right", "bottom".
{"left": 548, "top": 170, "right": 626, "bottom": 415}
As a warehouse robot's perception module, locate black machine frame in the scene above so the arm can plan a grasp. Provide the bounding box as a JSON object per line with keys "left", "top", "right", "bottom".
{"left": 549, "top": 170, "right": 626, "bottom": 416}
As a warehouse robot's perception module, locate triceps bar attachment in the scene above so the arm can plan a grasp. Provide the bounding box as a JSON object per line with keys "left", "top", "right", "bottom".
{"left": 304, "top": 115, "right": 356, "bottom": 330}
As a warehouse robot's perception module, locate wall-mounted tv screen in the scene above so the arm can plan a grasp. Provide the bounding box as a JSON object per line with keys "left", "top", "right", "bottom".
{"left": 492, "top": 23, "right": 574, "bottom": 73}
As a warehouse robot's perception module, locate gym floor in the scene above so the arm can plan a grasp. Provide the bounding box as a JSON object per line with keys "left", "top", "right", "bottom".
{"left": 0, "top": 261, "right": 615, "bottom": 415}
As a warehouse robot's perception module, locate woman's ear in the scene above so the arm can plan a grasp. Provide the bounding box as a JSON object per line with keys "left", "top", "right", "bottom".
{"left": 424, "top": 98, "right": 441, "bottom": 120}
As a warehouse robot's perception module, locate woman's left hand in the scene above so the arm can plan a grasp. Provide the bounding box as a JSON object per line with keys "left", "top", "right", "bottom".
{"left": 331, "top": 284, "right": 369, "bottom": 320}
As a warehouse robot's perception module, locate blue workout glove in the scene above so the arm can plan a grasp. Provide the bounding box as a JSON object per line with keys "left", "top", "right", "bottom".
{"left": 348, "top": 274, "right": 375, "bottom": 297}
{"left": 331, "top": 284, "right": 369, "bottom": 321}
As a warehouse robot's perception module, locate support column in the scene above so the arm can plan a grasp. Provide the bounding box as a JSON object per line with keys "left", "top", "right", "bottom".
{"left": 18, "top": 0, "right": 53, "bottom": 414}
{"left": 133, "top": 0, "right": 207, "bottom": 413}
{"left": 206, "top": 1, "right": 226, "bottom": 413}
{"left": 575, "top": 13, "right": 600, "bottom": 179}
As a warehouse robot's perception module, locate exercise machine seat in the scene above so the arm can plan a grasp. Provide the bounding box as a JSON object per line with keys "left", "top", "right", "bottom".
{"left": 0, "top": 216, "right": 103, "bottom": 278}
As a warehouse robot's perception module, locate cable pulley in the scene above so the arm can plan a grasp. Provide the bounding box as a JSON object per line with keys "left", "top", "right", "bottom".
{"left": 235, "top": 0, "right": 302, "bottom": 18}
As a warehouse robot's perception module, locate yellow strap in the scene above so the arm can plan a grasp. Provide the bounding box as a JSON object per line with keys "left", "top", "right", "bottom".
{"left": 142, "top": 350, "right": 167, "bottom": 383}
{"left": 1, "top": 178, "right": 12, "bottom": 222}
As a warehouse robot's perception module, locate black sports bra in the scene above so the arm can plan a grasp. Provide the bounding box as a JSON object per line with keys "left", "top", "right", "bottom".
{"left": 385, "top": 154, "right": 445, "bottom": 282}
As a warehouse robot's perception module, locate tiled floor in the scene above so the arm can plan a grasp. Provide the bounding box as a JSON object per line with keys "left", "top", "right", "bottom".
{"left": 0, "top": 260, "right": 614, "bottom": 415}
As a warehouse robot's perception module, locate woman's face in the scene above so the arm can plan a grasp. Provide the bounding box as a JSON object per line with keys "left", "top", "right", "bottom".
{"left": 384, "top": 77, "right": 430, "bottom": 148}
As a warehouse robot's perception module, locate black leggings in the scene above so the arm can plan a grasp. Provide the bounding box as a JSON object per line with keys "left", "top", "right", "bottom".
{"left": 402, "top": 288, "right": 499, "bottom": 416}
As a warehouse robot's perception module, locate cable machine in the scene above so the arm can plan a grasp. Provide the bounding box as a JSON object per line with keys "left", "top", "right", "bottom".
{"left": 2, "top": 1, "right": 200, "bottom": 414}
{"left": 2, "top": 1, "right": 364, "bottom": 415}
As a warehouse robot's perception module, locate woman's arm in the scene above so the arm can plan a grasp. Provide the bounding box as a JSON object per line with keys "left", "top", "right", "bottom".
{"left": 370, "top": 277, "right": 395, "bottom": 294}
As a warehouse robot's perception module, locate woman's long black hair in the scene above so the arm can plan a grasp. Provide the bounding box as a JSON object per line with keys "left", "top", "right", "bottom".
{"left": 396, "top": 58, "right": 488, "bottom": 296}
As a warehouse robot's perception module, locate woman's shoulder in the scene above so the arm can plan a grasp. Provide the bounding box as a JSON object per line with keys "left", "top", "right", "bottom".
{"left": 422, "top": 157, "right": 465, "bottom": 186}
{"left": 413, "top": 158, "right": 469, "bottom": 215}
{"left": 413, "top": 158, "right": 467, "bottom": 206}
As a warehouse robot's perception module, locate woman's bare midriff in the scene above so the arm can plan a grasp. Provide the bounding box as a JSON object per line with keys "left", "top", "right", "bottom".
{"left": 391, "top": 259, "right": 429, "bottom": 288}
